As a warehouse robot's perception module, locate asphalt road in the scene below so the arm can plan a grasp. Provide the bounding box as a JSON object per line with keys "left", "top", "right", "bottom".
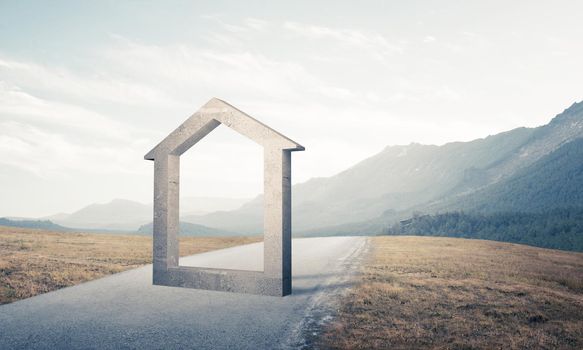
{"left": 0, "top": 236, "right": 368, "bottom": 350}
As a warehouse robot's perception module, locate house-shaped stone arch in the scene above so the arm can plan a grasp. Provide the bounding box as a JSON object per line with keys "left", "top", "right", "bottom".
{"left": 145, "top": 98, "right": 304, "bottom": 296}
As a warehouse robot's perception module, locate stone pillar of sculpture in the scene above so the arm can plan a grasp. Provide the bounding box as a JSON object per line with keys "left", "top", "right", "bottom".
{"left": 263, "top": 148, "right": 292, "bottom": 295}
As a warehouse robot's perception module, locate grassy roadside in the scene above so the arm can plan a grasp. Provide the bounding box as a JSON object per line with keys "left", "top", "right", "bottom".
{"left": 319, "top": 236, "right": 583, "bottom": 349}
{"left": 0, "top": 226, "right": 261, "bottom": 305}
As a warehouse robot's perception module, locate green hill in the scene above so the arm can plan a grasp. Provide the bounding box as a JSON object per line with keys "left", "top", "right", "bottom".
{"left": 0, "top": 218, "right": 71, "bottom": 231}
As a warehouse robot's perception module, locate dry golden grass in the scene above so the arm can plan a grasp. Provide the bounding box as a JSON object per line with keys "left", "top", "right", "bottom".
{"left": 0, "top": 225, "right": 261, "bottom": 305}
{"left": 319, "top": 236, "right": 583, "bottom": 350}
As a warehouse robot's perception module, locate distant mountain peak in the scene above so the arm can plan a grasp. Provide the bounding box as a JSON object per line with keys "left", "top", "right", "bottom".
{"left": 550, "top": 100, "right": 583, "bottom": 125}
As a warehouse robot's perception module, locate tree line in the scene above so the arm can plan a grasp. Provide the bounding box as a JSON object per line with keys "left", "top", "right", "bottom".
{"left": 384, "top": 208, "right": 583, "bottom": 252}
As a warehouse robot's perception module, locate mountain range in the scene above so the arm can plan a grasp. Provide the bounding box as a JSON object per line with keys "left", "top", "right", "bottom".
{"left": 44, "top": 197, "right": 250, "bottom": 231}
{"left": 185, "top": 100, "right": 583, "bottom": 236}
{"left": 4, "top": 100, "right": 583, "bottom": 243}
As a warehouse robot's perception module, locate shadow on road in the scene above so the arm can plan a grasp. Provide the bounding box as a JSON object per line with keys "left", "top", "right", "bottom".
{"left": 292, "top": 281, "right": 356, "bottom": 296}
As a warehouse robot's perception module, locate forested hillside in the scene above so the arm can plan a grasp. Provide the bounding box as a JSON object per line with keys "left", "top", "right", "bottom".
{"left": 426, "top": 137, "right": 583, "bottom": 214}
{"left": 385, "top": 209, "right": 583, "bottom": 251}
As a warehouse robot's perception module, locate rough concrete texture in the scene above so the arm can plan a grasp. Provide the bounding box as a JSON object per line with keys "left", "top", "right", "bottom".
{"left": 0, "top": 237, "right": 368, "bottom": 350}
{"left": 145, "top": 98, "right": 304, "bottom": 296}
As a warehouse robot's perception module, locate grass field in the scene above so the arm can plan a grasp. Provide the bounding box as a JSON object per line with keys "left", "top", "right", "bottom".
{"left": 319, "top": 236, "right": 583, "bottom": 350}
{"left": 0, "top": 226, "right": 261, "bottom": 305}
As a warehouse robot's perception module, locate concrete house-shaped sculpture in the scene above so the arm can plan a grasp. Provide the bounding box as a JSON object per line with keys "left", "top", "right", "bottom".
{"left": 144, "top": 98, "right": 304, "bottom": 296}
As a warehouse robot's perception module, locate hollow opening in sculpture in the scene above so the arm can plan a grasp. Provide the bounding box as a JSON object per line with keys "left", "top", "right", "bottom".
{"left": 177, "top": 123, "right": 264, "bottom": 272}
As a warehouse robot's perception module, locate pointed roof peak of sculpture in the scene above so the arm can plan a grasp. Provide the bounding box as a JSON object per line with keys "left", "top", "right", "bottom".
{"left": 144, "top": 98, "right": 304, "bottom": 161}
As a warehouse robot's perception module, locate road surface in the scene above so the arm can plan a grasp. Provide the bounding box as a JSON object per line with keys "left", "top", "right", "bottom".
{"left": 0, "top": 236, "right": 367, "bottom": 350}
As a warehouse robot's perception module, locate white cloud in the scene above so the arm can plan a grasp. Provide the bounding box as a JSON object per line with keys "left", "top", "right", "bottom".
{"left": 3, "top": 7, "right": 578, "bottom": 218}
{"left": 0, "top": 82, "right": 138, "bottom": 141}
{"left": 0, "top": 56, "right": 178, "bottom": 108}
{"left": 0, "top": 58, "right": 154, "bottom": 185}
{"left": 101, "top": 35, "right": 353, "bottom": 105}
{"left": 0, "top": 121, "right": 146, "bottom": 178}
{"left": 244, "top": 18, "right": 269, "bottom": 31}
{"left": 0, "top": 27, "right": 466, "bottom": 196}
{"left": 283, "top": 21, "right": 403, "bottom": 60}
{"left": 200, "top": 15, "right": 270, "bottom": 34}
{"left": 430, "top": 86, "right": 462, "bottom": 101}
{"left": 0, "top": 33, "right": 378, "bottom": 190}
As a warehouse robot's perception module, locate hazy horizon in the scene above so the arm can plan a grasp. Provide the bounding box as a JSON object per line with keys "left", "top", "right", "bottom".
{"left": 2, "top": 1, "right": 582, "bottom": 217}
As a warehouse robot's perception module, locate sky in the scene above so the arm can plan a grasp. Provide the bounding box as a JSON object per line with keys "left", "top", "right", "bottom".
{"left": 1, "top": 0, "right": 582, "bottom": 217}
